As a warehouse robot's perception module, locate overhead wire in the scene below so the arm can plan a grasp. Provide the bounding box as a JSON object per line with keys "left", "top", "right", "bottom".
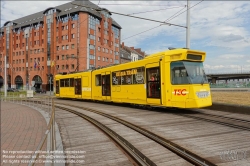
{"left": 97, "top": 4, "right": 184, "bottom": 6}
{"left": 127, "top": 6, "right": 185, "bottom": 16}
{"left": 122, "top": 0, "right": 204, "bottom": 41}
{"left": 71, "top": 3, "right": 186, "bottom": 28}
{"left": 122, "top": 6, "right": 186, "bottom": 41}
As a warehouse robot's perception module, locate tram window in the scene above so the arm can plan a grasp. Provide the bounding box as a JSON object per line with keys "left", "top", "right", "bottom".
{"left": 60, "top": 79, "right": 65, "bottom": 87}
{"left": 121, "top": 75, "right": 132, "bottom": 85}
{"left": 65, "top": 79, "right": 69, "bottom": 87}
{"left": 95, "top": 74, "right": 101, "bottom": 86}
{"left": 133, "top": 67, "right": 145, "bottom": 84}
{"left": 112, "top": 67, "right": 145, "bottom": 85}
{"left": 112, "top": 72, "right": 121, "bottom": 85}
{"left": 70, "top": 78, "right": 74, "bottom": 87}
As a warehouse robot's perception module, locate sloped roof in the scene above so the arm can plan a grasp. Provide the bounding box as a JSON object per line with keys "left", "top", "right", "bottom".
{"left": 120, "top": 47, "right": 131, "bottom": 60}
{"left": 2, "top": 0, "right": 121, "bottom": 30}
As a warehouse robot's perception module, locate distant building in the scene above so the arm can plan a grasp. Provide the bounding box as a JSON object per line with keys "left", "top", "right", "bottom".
{"left": 0, "top": 0, "right": 121, "bottom": 90}
{"left": 120, "top": 42, "right": 145, "bottom": 64}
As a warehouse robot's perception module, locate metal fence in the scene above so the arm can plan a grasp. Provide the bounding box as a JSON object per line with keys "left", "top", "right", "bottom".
{"left": 0, "top": 94, "right": 57, "bottom": 165}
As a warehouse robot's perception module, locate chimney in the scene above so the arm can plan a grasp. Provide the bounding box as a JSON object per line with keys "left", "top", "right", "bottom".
{"left": 122, "top": 42, "right": 124, "bottom": 48}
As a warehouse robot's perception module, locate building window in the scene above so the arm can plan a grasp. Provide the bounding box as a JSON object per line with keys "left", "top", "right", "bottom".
{"left": 66, "top": 45, "right": 69, "bottom": 50}
{"left": 103, "top": 57, "right": 105, "bottom": 61}
{"left": 110, "top": 58, "right": 112, "bottom": 62}
{"left": 98, "top": 56, "right": 100, "bottom": 61}
{"left": 98, "top": 37, "right": 100, "bottom": 41}
{"left": 62, "top": 65, "right": 64, "bottom": 69}
{"left": 57, "top": 56, "right": 59, "bottom": 60}
{"left": 98, "top": 46, "right": 100, "bottom": 51}
{"left": 57, "top": 46, "right": 59, "bottom": 50}
{"left": 62, "top": 26, "right": 64, "bottom": 30}
{"left": 66, "top": 65, "right": 68, "bottom": 69}
{"left": 42, "top": 57, "right": 44, "bottom": 61}
{"left": 71, "top": 34, "right": 75, "bottom": 39}
{"left": 66, "top": 25, "right": 68, "bottom": 29}
{"left": 71, "top": 44, "right": 74, "bottom": 49}
{"left": 71, "top": 64, "right": 74, "bottom": 69}
{"left": 71, "top": 24, "right": 75, "bottom": 28}
{"left": 102, "top": 48, "right": 105, "bottom": 52}
{"left": 62, "top": 45, "right": 64, "bottom": 50}
{"left": 62, "top": 55, "right": 64, "bottom": 60}
{"left": 106, "top": 58, "right": 108, "bottom": 62}
{"left": 66, "top": 35, "right": 68, "bottom": 40}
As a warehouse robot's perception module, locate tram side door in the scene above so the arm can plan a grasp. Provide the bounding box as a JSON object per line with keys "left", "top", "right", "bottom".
{"left": 74, "top": 76, "right": 82, "bottom": 98}
{"left": 101, "top": 72, "right": 111, "bottom": 100}
{"left": 56, "top": 80, "right": 60, "bottom": 96}
{"left": 145, "top": 63, "right": 161, "bottom": 105}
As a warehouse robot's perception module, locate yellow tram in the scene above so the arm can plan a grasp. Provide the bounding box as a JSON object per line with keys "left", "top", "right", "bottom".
{"left": 55, "top": 48, "right": 212, "bottom": 108}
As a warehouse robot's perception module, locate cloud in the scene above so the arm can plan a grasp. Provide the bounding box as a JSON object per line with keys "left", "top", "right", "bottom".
{"left": 1, "top": 0, "right": 250, "bottom": 73}
{"left": 219, "top": 33, "right": 244, "bottom": 42}
{"left": 218, "top": 54, "right": 245, "bottom": 59}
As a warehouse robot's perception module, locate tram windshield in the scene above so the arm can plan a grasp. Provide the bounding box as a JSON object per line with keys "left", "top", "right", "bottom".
{"left": 171, "top": 61, "right": 208, "bottom": 85}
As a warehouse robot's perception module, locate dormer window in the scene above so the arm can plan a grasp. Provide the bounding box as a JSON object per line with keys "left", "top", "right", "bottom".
{"left": 43, "top": 8, "right": 61, "bottom": 15}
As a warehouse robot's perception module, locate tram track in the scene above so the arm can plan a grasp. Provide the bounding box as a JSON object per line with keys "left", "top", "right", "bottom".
{"left": 56, "top": 103, "right": 215, "bottom": 166}
{"left": 16, "top": 98, "right": 250, "bottom": 165}
{"left": 180, "top": 111, "right": 250, "bottom": 131}
{"left": 56, "top": 105, "right": 156, "bottom": 166}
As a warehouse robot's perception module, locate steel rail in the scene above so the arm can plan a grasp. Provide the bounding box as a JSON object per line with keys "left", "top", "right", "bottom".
{"left": 56, "top": 106, "right": 156, "bottom": 166}
{"left": 193, "top": 112, "right": 250, "bottom": 123}
{"left": 56, "top": 103, "right": 216, "bottom": 166}
{"left": 179, "top": 113, "right": 250, "bottom": 131}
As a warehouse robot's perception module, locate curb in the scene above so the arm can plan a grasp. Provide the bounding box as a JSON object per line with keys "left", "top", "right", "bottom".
{"left": 205, "top": 102, "right": 250, "bottom": 115}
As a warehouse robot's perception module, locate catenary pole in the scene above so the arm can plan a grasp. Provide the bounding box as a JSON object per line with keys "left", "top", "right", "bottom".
{"left": 4, "top": 55, "right": 7, "bottom": 97}
{"left": 186, "top": 0, "right": 190, "bottom": 49}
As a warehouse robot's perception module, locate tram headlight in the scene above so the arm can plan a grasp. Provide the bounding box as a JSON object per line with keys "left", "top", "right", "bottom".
{"left": 196, "top": 91, "right": 210, "bottom": 98}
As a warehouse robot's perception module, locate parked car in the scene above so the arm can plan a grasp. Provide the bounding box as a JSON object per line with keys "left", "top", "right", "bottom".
{"left": 7, "top": 88, "right": 15, "bottom": 92}
{"left": 7, "top": 88, "right": 19, "bottom": 92}
{"left": 35, "top": 89, "right": 46, "bottom": 94}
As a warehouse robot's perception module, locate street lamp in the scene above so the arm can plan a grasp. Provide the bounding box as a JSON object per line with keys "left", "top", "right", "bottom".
{"left": 46, "top": 74, "right": 53, "bottom": 95}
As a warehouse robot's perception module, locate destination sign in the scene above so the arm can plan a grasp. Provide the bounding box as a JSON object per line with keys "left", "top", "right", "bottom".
{"left": 115, "top": 69, "right": 137, "bottom": 77}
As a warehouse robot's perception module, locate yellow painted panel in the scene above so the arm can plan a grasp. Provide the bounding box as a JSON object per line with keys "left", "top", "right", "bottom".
{"left": 82, "top": 76, "right": 89, "bottom": 87}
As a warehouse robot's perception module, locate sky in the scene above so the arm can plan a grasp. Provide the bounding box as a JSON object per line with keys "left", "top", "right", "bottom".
{"left": 1, "top": 0, "right": 250, "bottom": 74}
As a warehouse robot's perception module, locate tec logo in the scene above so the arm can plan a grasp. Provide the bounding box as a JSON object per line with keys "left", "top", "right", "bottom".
{"left": 173, "top": 89, "right": 188, "bottom": 96}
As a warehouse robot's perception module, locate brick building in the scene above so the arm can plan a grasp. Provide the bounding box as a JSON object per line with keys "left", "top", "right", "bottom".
{"left": 0, "top": 0, "right": 121, "bottom": 91}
